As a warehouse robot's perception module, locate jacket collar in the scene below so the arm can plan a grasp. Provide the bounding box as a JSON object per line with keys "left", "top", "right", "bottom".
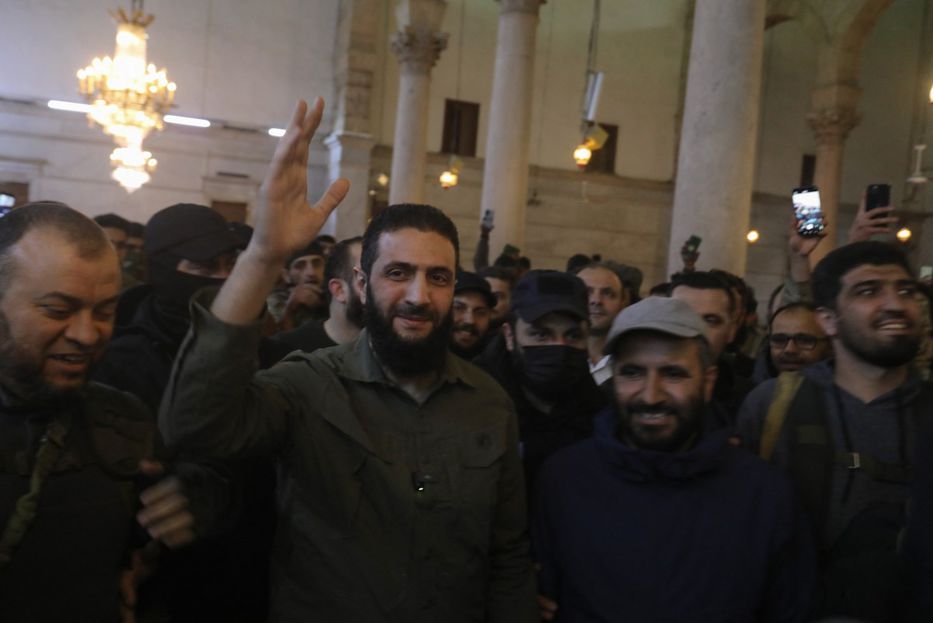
{"left": 593, "top": 407, "right": 730, "bottom": 482}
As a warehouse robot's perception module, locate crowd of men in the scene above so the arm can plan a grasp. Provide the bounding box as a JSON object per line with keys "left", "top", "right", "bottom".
{"left": 1, "top": 98, "right": 931, "bottom": 623}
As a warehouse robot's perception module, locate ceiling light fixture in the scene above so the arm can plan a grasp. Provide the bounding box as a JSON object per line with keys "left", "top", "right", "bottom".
{"left": 77, "top": 0, "right": 175, "bottom": 192}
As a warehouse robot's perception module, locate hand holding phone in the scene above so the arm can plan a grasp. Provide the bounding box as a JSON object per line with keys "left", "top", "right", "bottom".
{"left": 865, "top": 184, "right": 891, "bottom": 213}
{"left": 481, "top": 209, "right": 494, "bottom": 232}
{"left": 792, "top": 186, "right": 825, "bottom": 237}
{"left": 848, "top": 187, "right": 898, "bottom": 243}
{"left": 680, "top": 235, "right": 701, "bottom": 270}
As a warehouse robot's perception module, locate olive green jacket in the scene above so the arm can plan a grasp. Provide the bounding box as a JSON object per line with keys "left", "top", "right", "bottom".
{"left": 160, "top": 302, "right": 538, "bottom": 623}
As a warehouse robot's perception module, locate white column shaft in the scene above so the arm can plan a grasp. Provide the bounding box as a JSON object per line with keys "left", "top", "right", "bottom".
{"left": 666, "top": 0, "right": 766, "bottom": 277}
{"left": 480, "top": 1, "right": 542, "bottom": 257}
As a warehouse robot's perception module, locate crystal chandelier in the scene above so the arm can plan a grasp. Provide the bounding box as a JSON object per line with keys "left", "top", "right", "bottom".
{"left": 77, "top": 1, "right": 175, "bottom": 192}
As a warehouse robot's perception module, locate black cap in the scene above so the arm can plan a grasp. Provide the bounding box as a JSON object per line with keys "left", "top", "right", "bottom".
{"left": 510, "top": 270, "right": 588, "bottom": 323}
{"left": 144, "top": 203, "right": 246, "bottom": 261}
{"left": 455, "top": 270, "right": 497, "bottom": 308}
{"left": 286, "top": 240, "right": 325, "bottom": 268}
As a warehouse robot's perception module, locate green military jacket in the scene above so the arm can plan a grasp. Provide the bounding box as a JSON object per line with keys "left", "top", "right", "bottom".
{"left": 161, "top": 302, "right": 538, "bottom": 623}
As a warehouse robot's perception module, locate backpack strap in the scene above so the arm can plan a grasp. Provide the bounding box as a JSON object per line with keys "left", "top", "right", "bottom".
{"left": 759, "top": 371, "right": 804, "bottom": 460}
{"left": 0, "top": 410, "right": 72, "bottom": 569}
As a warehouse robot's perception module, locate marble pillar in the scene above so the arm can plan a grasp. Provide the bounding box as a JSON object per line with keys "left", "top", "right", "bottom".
{"left": 324, "top": 0, "right": 379, "bottom": 238}
{"left": 807, "top": 89, "right": 860, "bottom": 263}
{"left": 388, "top": 1, "right": 447, "bottom": 205}
{"left": 479, "top": 0, "right": 544, "bottom": 257}
{"left": 326, "top": 132, "right": 376, "bottom": 240}
{"left": 666, "top": 0, "right": 766, "bottom": 278}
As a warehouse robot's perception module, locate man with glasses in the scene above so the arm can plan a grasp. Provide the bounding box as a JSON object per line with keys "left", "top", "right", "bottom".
{"left": 768, "top": 302, "right": 831, "bottom": 375}
{"left": 737, "top": 241, "right": 933, "bottom": 623}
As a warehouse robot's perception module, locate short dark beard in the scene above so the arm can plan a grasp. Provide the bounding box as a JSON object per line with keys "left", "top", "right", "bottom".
{"left": 346, "top": 288, "right": 365, "bottom": 330}
{"left": 449, "top": 336, "right": 485, "bottom": 361}
{"left": 616, "top": 395, "right": 706, "bottom": 452}
{"left": 365, "top": 285, "right": 452, "bottom": 378}
{"left": 837, "top": 313, "right": 920, "bottom": 369}
{"left": 0, "top": 312, "right": 83, "bottom": 405}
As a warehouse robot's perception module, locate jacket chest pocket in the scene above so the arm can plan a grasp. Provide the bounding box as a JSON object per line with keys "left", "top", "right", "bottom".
{"left": 453, "top": 427, "right": 506, "bottom": 532}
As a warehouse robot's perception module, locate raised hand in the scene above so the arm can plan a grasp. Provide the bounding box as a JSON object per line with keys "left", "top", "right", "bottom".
{"left": 788, "top": 214, "right": 827, "bottom": 258}
{"left": 848, "top": 193, "right": 897, "bottom": 243}
{"left": 252, "top": 98, "right": 350, "bottom": 265}
{"left": 211, "top": 99, "right": 349, "bottom": 325}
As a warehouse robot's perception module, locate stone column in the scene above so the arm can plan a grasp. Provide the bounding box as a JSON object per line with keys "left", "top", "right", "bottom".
{"left": 388, "top": 1, "right": 447, "bottom": 205}
{"left": 325, "top": 133, "right": 376, "bottom": 239}
{"left": 807, "top": 85, "right": 860, "bottom": 263}
{"left": 324, "top": 0, "right": 380, "bottom": 239}
{"left": 666, "top": 0, "right": 766, "bottom": 278}
{"left": 479, "top": 0, "right": 544, "bottom": 257}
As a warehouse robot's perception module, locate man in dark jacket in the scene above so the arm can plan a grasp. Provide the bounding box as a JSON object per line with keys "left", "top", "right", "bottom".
{"left": 94, "top": 203, "right": 279, "bottom": 623}
{"left": 535, "top": 297, "right": 815, "bottom": 622}
{"left": 737, "top": 241, "right": 929, "bottom": 622}
{"left": 474, "top": 270, "right": 606, "bottom": 501}
{"left": 0, "top": 202, "right": 210, "bottom": 622}
{"left": 160, "top": 100, "right": 537, "bottom": 623}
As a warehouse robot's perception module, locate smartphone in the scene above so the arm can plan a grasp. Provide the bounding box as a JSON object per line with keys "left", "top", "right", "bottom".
{"left": 921, "top": 266, "right": 933, "bottom": 281}
{"left": 865, "top": 183, "right": 891, "bottom": 214}
{"left": 792, "top": 186, "right": 824, "bottom": 237}
{"left": 481, "top": 209, "right": 494, "bottom": 229}
{"left": 684, "top": 235, "right": 702, "bottom": 254}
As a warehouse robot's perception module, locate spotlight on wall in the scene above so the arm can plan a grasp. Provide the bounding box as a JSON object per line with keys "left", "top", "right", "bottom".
{"left": 439, "top": 156, "right": 463, "bottom": 190}
{"left": 573, "top": 123, "right": 607, "bottom": 170}
{"left": 573, "top": 144, "right": 592, "bottom": 169}
{"left": 746, "top": 229, "right": 760, "bottom": 244}
{"left": 897, "top": 227, "right": 912, "bottom": 243}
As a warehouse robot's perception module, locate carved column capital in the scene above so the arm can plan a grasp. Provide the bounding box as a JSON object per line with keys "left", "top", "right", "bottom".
{"left": 391, "top": 27, "right": 448, "bottom": 75}
{"left": 806, "top": 106, "right": 861, "bottom": 146}
{"left": 497, "top": 0, "right": 545, "bottom": 15}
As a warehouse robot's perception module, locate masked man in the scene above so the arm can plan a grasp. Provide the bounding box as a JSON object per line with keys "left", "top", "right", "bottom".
{"left": 475, "top": 270, "right": 606, "bottom": 501}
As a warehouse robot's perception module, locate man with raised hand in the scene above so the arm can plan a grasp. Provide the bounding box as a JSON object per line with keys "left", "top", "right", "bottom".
{"left": 160, "top": 99, "right": 537, "bottom": 623}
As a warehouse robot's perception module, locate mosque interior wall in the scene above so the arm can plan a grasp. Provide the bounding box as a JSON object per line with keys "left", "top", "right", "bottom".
{"left": 0, "top": 0, "right": 930, "bottom": 302}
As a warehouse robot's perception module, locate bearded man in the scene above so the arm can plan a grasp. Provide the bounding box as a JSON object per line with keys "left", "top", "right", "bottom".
{"left": 0, "top": 202, "right": 218, "bottom": 622}
{"left": 158, "top": 99, "right": 537, "bottom": 623}
{"left": 534, "top": 297, "right": 815, "bottom": 622}
{"left": 738, "top": 241, "right": 932, "bottom": 623}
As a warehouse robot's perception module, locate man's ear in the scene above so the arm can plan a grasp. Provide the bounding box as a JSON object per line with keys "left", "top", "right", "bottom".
{"left": 816, "top": 306, "right": 838, "bottom": 339}
{"left": 502, "top": 322, "right": 515, "bottom": 352}
{"left": 354, "top": 267, "right": 367, "bottom": 305}
{"left": 703, "top": 364, "right": 719, "bottom": 404}
{"left": 328, "top": 278, "right": 347, "bottom": 304}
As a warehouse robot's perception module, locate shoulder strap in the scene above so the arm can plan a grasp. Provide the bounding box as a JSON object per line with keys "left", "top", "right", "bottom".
{"left": 0, "top": 410, "right": 72, "bottom": 569}
{"left": 759, "top": 371, "right": 804, "bottom": 460}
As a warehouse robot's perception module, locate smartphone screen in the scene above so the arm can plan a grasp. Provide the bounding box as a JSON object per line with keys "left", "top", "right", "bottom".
{"left": 792, "top": 186, "right": 824, "bottom": 237}
{"left": 921, "top": 266, "right": 933, "bottom": 281}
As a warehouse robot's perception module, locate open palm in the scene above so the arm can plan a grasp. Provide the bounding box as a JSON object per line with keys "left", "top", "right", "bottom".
{"left": 253, "top": 98, "right": 349, "bottom": 263}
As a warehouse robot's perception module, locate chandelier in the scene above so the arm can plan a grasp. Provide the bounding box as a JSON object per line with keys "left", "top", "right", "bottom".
{"left": 77, "top": 0, "right": 175, "bottom": 192}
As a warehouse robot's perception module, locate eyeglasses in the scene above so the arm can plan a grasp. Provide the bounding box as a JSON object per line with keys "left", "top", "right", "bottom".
{"left": 769, "top": 333, "right": 825, "bottom": 350}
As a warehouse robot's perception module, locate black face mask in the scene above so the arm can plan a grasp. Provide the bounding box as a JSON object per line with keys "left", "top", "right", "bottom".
{"left": 515, "top": 344, "right": 590, "bottom": 400}
{"left": 148, "top": 255, "right": 226, "bottom": 313}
